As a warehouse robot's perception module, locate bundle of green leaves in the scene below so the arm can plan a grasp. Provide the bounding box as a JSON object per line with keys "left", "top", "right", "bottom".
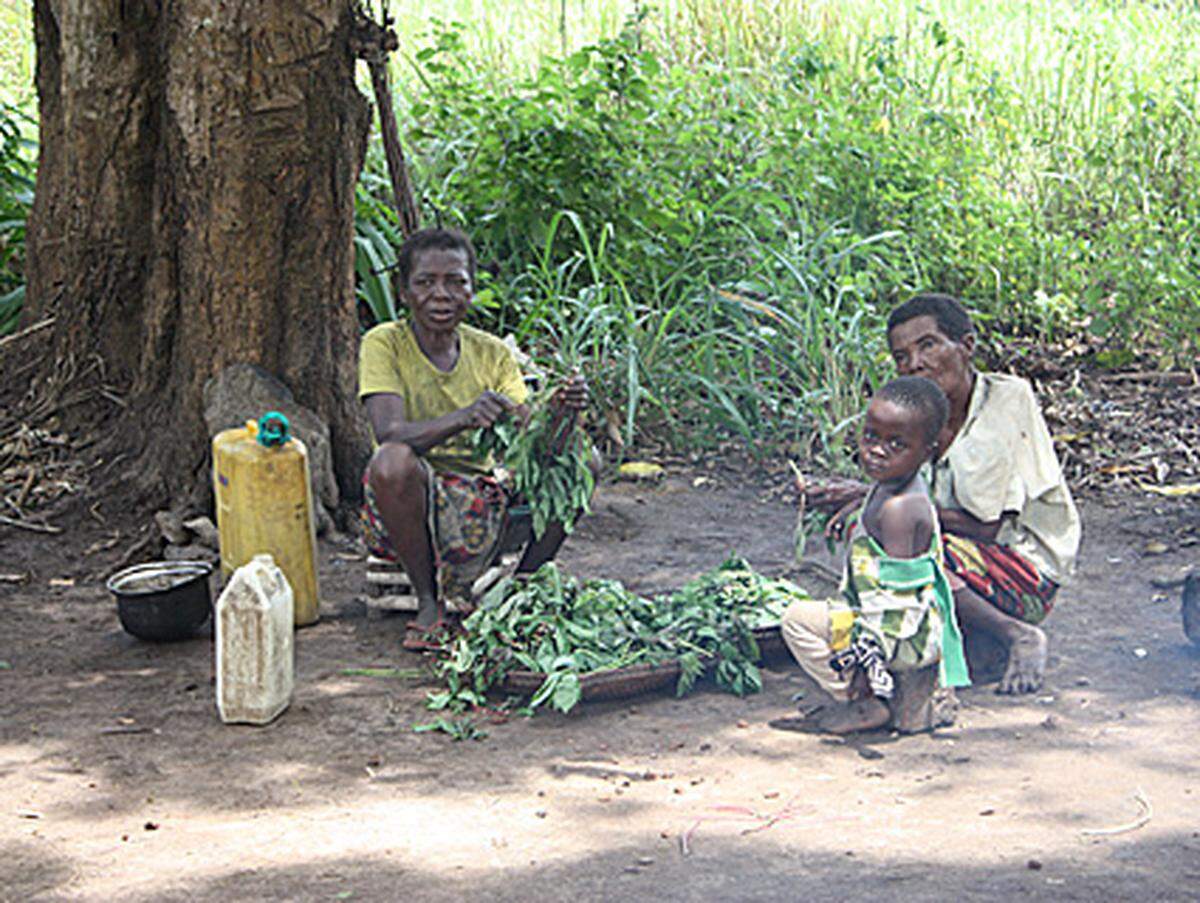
{"left": 473, "top": 396, "right": 594, "bottom": 539}
{"left": 423, "top": 557, "right": 808, "bottom": 724}
{"left": 664, "top": 557, "right": 805, "bottom": 697}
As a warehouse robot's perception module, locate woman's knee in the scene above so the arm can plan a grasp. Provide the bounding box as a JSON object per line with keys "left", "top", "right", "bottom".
{"left": 368, "top": 442, "right": 425, "bottom": 496}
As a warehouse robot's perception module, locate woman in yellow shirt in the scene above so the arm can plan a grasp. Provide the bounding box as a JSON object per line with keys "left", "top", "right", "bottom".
{"left": 358, "top": 228, "right": 586, "bottom": 650}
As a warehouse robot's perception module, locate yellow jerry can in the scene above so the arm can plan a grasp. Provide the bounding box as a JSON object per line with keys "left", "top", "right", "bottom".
{"left": 212, "top": 412, "right": 320, "bottom": 626}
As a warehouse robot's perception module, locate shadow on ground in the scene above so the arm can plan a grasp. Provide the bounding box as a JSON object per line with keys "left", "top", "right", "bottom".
{"left": 105, "top": 831, "right": 1200, "bottom": 902}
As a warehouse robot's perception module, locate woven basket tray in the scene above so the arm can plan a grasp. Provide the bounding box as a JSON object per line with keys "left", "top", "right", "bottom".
{"left": 500, "top": 659, "right": 682, "bottom": 703}
{"left": 752, "top": 623, "right": 788, "bottom": 662}
{"left": 500, "top": 625, "right": 786, "bottom": 704}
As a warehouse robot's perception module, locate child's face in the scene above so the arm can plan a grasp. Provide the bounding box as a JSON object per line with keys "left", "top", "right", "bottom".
{"left": 858, "top": 397, "right": 931, "bottom": 484}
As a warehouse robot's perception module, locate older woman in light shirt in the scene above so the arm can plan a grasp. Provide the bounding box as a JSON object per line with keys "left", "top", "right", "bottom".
{"left": 807, "top": 294, "right": 1081, "bottom": 695}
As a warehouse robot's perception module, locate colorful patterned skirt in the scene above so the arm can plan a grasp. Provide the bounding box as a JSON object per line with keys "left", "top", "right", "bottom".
{"left": 361, "top": 461, "right": 510, "bottom": 601}
{"left": 942, "top": 533, "right": 1058, "bottom": 625}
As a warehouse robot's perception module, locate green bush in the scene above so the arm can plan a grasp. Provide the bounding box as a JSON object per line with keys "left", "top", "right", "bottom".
{"left": 0, "top": 102, "right": 34, "bottom": 335}
{"left": 352, "top": 6, "right": 1199, "bottom": 464}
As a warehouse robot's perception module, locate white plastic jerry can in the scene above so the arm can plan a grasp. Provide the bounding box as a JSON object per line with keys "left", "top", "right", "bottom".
{"left": 216, "top": 554, "right": 295, "bottom": 725}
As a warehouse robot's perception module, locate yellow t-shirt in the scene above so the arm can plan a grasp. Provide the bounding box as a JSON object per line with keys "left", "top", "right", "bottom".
{"left": 358, "top": 320, "right": 528, "bottom": 474}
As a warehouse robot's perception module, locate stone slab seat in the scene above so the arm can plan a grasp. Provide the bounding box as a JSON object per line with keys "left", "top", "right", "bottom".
{"left": 363, "top": 504, "right": 533, "bottom": 614}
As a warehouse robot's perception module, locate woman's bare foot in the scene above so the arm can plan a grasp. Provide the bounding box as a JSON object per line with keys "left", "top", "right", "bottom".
{"left": 955, "top": 587, "right": 1049, "bottom": 695}
{"left": 816, "top": 697, "right": 891, "bottom": 735}
{"left": 997, "top": 623, "right": 1047, "bottom": 694}
{"left": 413, "top": 593, "right": 443, "bottom": 630}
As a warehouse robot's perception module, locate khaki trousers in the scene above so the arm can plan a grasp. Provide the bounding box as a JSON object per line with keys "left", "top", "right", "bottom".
{"left": 780, "top": 597, "right": 851, "bottom": 702}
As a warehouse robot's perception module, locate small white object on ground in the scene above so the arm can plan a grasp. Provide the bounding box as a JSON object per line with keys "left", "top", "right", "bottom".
{"left": 1081, "top": 790, "right": 1152, "bottom": 838}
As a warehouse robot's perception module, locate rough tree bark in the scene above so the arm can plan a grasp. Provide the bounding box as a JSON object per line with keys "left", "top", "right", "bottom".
{"left": 25, "top": 0, "right": 373, "bottom": 510}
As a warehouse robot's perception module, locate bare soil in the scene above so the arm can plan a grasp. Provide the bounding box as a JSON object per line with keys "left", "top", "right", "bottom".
{"left": 2, "top": 475, "right": 1198, "bottom": 902}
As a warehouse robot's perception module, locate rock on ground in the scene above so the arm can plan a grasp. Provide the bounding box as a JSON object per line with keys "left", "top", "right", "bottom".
{"left": 203, "top": 363, "right": 338, "bottom": 533}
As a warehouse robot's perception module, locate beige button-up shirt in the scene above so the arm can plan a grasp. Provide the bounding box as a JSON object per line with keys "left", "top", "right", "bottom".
{"left": 929, "top": 373, "right": 1081, "bottom": 585}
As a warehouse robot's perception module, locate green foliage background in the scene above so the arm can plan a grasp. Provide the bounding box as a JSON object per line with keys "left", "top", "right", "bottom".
{"left": 0, "top": 103, "right": 33, "bottom": 335}
{"left": 3, "top": 1, "right": 1197, "bottom": 467}
{"left": 352, "top": 2, "right": 1198, "bottom": 465}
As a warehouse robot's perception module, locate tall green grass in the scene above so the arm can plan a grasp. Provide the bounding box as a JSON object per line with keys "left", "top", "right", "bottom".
{"left": 0, "top": 0, "right": 34, "bottom": 110}
{"left": 352, "top": 1, "right": 1199, "bottom": 466}
{"left": 384, "top": 1, "right": 1200, "bottom": 121}
{"left": 1, "top": 2, "right": 35, "bottom": 336}
{"left": 0, "top": 102, "right": 33, "bottom": 334}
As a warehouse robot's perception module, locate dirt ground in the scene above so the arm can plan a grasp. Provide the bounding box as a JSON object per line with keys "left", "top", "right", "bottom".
{"left": 2, "top": 473, "right": 1199, "bottom": 902}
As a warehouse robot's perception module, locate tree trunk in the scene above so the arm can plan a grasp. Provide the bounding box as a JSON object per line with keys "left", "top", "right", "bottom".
{"left": 25, "top": 0, "right": 372, "bottom": 510}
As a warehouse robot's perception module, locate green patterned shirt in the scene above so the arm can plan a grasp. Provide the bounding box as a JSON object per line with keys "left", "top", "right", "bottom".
{"left": 830, "top": 509, "right": 970, "bottom": 688}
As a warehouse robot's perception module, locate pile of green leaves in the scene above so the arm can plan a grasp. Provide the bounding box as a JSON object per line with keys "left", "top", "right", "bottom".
{"left": 423, "top": 557, "right": 808, "bottom": 723}
{"left": 664, "top": 558, "right": 804, "bottom": 697}
{"left": 474, "top": 396, "right": 594, "bottom": 539}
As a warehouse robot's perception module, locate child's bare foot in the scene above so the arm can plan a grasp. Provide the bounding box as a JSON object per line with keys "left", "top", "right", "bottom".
{"left": 815, "top": 697, "right": 891, "bottom": 735}
{"left": 998, "top": 623, "right": 1047, "bottom": 695}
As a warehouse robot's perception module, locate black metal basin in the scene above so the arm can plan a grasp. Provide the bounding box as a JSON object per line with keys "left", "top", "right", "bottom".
{"left": 107, "top": 560, "right": 213, "bottom": 642}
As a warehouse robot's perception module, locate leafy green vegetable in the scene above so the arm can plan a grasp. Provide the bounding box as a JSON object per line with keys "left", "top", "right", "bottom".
{"left": 794, "top": 508, "right": 836, "bottom": 560}
{"left": 413, "top": 716, "right": 488, "bottom": 741}
{"left": 474, "top": 395, "right": 594, "bottom": 539}
{"left": 418, "top": 557, "right": 808, "bottom": 728}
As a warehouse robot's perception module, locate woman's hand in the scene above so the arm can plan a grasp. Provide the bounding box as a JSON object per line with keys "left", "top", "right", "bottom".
{"left": 824, "top": 498, "right": 860, "bottom": 543}
{"left": 804, "top": 478, "right": 868, "bottom": 514}
{"left": 461, "top": 390, "right": 516, "bottom": 429}
{"left": 554, "top": 371, "right": 589, "bottom": 414}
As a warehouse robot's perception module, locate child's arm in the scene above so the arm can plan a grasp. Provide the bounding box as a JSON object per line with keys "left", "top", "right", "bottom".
{"left": 877, "top": 493, "right": 934, "bottom": 559}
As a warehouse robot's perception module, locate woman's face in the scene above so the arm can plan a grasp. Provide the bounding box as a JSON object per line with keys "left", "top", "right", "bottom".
{"left": 887, "top": 314, "right": 975, "bottom": 404}
{"left": 403, "top": 247, "right": 473, "bottom": 334}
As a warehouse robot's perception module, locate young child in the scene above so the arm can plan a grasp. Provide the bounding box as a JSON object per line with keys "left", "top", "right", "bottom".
{"left": 781, "top": 376, "right": 970, "bottom": 734}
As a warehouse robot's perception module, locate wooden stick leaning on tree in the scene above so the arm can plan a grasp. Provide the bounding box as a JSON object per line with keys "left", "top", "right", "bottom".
{"left": 350, "top": 5, "right": 420, "bottom": 237}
